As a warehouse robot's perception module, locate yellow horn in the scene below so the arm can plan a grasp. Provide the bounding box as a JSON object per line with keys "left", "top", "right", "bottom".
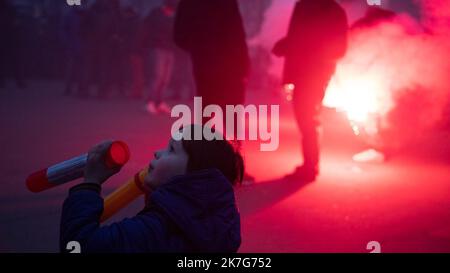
{"left": 100, "top": 168, "right": 149, "bottom": 223}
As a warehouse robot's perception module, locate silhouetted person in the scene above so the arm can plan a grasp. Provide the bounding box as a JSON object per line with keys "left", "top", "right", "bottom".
{"left": 351, "top": 6, "right": 396, "bottom": 30}
{"left": 101, "top": 0, "right": 125, "bottom": 98}
{"left": 62, "top": 7, "right": 86, "bottom": 95}
{"left": 121, "top": 7, "right": 145, "bottom": 99}
{"left": 273, "top": 0, "right": 348, "bottom": 181}
{"left": 0, "top": 0, "right": 12, "bottom": 88}
{"left": 174, "top": 0, "right": 252, "bottom": 182}
{"left": 85, "top": 0, "right": 123, "bottom": 98}
{"left": 174, "top": 0, "right": 250, "bottom": 112}
{"left": 0, "top": 0, "right": 27, "bottom": 89}
{"left": 142, "top": 0, "right": 178, "bottom": 114}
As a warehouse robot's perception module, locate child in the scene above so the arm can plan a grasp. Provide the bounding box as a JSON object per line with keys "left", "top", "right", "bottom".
{"left": 60, "top": 125, "right": 243, "bottom": 253}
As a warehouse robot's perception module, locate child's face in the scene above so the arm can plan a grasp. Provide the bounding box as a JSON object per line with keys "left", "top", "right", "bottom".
{"left": 144, "top": 138, "right": 188, "bottom": 189}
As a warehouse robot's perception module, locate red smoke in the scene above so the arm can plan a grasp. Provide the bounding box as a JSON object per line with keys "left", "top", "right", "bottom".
{"left": 324, "top": 1, "right": 450, "bottom": 151}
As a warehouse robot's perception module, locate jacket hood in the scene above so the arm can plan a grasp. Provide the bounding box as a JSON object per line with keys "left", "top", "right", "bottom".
{"left": 150, "top": 168, "right": 241, "bottom": 252}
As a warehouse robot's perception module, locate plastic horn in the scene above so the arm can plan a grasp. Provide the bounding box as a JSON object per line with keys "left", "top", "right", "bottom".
{"left": 100, "top": 168, "right": 149, "bottom": 223}
{"left": 26, "top": 141, "right": 130, "bottom": 193}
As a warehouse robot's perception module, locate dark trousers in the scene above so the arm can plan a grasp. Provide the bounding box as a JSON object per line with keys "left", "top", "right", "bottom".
{"left": 291, "top": 64, "right": 335, "bottom": 169}
{"left": 0, "top": 45, "right": 27, "bottom": 88}
{"left": 194, "top": 71, "right": 245, "bottom": 107}
{"left": 100, "top": 46, "right": 126, "bottom": 97}
{"left": 147, "top": 48, "right": 175, "bottom": 104}
{"left": 193, "top": 67, "right": 246, "bottom": 139}
{"left": 64, "top": 49, "right": 86, "bottom": 94}
{"left": 293, "top": 90, "right": 322, "bottom": 169}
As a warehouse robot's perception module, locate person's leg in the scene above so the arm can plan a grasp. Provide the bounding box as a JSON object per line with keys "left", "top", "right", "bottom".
{"left": 130, "top": 53, "right": 145, "bottom": 98}
{"left": 295, "top": 95, "right": 320, "bottom": 170}
{"left": 156, "top": 49, "right": 175, "bottom": 112}
{"left": 64, "top": 50, "right": 74, "bottom": 94}
{"left": 188, "top": 69, "right": 219, "bottom": 127}
{"left": 161, "top": 50, "right": 175, "bottom": 95}
{"left": 168, "top": 51, "right": 188, "bottom": 101}
{"left": 289, "top": 66, "right": 334, "bottom": 181}
{"left": 147, "top": 49, "right": 165, "bottom": 105}
{"left": 86, "top": 47, "right": 101, "bottom": 97}
{"left": 289, "top": 85, "right": 321, "bottom": 181}
{"left": 67, "top": 49, "right": 83, "bottom": 95}
{"left": 76, "top": 46, "right": 89, "bottom": 97}
{"left": 147, "top": 49, "right": 174, "bottom": 113}
{"left": 77, "top": 49, "right": 90, "bottom": 97}
{"left": 113, "top": 49, "right": 126, "bottom": 96}
{"left": 111, "top": 44, "right": 128, "bottom": 97}
{"left": 11, "top": 45, "right": 27, "bottom": 89}
{"left": 0, "top": 46, "right": 7, "bottom": 88}
{"left": 97, "top": 47, "right": 113, "bottom": 98}
{"left": 222, "top": 77, "right": 246, "bottom": 140}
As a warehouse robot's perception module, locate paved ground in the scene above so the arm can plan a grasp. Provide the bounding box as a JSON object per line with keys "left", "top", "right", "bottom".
{"left": 1, "top": 81, "right": 449, "bottom": 252}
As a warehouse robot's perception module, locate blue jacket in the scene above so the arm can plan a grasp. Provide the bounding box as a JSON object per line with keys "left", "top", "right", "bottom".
{"left": 60, "top": 169, "right": 241, "bottom": 253}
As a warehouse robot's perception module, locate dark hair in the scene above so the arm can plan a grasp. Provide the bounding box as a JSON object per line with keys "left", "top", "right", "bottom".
{"left": 181, "top": 126, "right": 244, "bottom": 185}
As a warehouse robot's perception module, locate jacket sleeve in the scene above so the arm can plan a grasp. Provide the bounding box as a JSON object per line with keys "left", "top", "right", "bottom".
{"left": 283, "top": 1, "right": 303, "bottom": 55}
{"left": 59, "top": 184, "right": 166, "bottom": 253}
{"left": 317, "top": 3, "right": 349, "bottom": 61}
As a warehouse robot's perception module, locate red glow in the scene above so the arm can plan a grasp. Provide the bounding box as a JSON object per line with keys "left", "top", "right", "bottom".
{"left": 323, "top": 15, "right": 450, "bottom": 145}
{"left": 106, "top": 141, "right": 131, "bottom": 167}
{"left": 26, "top": 168, "right": 54, "bottom": 193}
{"left": 283, "top": 83, "right": 295, "bottom": 102}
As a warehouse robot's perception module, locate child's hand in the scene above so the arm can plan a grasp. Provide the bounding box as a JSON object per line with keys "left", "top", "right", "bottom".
{"left": 84, "top": 141, "right": 122, "bottom": 185}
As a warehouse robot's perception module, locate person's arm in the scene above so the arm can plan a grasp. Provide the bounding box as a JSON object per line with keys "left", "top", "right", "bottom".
{"left": 272, "top": 1, "right": 302, "bottom": 57}
{"left": 60, "top": 184, "right": 165, "bottom": 253}
{"left": 331, "top": 6, "right": 349, "bottom": 60}
{"left": 59, "top": 141, "right": 164, "bottom": 253}
{"left": 315, "top": 4, "right": 349, "bottom": 61}
{"left": 272, "top": 37, "right": 289, "bottom": 57}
